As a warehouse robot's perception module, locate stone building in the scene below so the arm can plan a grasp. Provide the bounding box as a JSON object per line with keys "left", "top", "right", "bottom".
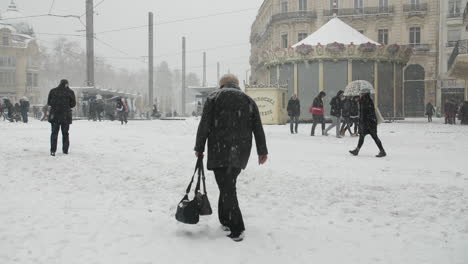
{"left": 439, "top": 0, "right": 467, "bottom": 112}
{"left": 250, "top": 0, "right": 440, "bottom": 117}
{"left": 0, "top": 1, "right": 40, "bottom": 104}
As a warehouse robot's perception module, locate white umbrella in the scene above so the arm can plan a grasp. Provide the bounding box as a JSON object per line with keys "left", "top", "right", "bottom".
{"left": 344, "top": 80, "right": 375, "bottom": 96}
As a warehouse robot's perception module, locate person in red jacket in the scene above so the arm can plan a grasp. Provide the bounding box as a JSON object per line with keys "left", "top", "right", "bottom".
{"left": 310, "top": 91, "right": 326, "bottom": 136}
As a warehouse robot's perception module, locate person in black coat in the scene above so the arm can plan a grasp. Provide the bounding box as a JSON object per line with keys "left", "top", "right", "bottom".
{"left": 19, "top": 97, "right": 30, "bottom": 123}
{"left": 324, "top": 90, "right": 344, "bottom": 138}
{"left": 340, "top": 97, "right": 353, "bottom": 136}
{"left": 194, "top": 74, "right": 268, "bottom": 242}
{"left": 3, "top": 98, "right": 14, "bottom": 122}
{"left": 311, "top": 91, "right": 326, "bottom": 136}
{"left": 349, "top": 91, "right": 386, "bottom": 158}
{"left": 425, "top": 102, "right": 435, "bottom": 123}
{"left": 47, "top": 79, "right": 76, "bottom": 156}
{"left": 287, "top": 94, "right": 300, "bottom": 134}
{"left": 349, "top": 96, "right": 360, "bottom": 136}
{"left": 460, "top": 101, "right": 468, "bottom": 125}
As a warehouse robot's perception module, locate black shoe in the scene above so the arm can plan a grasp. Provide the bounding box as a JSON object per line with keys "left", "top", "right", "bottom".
{"left": 227, "top": 232, "right": 245, "bottom": 242}
{"left": 50, "top": 152, "right": 55, "bottom": 157}
{"left": 376, "top": 151, "right": 387, "bottom": 158}
{"left": 63, "top": 151, "right": 68, "bottom": 155}
{"left": 349, "top": 148, "right": 359, "bottom": 156}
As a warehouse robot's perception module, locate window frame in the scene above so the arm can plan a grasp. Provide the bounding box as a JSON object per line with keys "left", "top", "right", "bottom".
{"left": 409, "top": 27, "right": 421, "bottom": 46}
{"left": 378, "top": 29, "right": 389, "bottom": 45}
{"left": 281, "top": 33, "right": 289, "bottom": 48}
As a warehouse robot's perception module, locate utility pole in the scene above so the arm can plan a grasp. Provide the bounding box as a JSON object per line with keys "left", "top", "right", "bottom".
{"left": 203, "top": 52, "right": 207, "bottom": 87}
{"left": 182, "top": 37, "right": 186, "bottom": 115}
{"left": 217, "top": 62, "right": 220, "bottom": 85}
{"left": 86, "top": 0, "right": 95, "bottom": 87}
{"left": 148, "top": 12, "right": 154, "bottom": 107}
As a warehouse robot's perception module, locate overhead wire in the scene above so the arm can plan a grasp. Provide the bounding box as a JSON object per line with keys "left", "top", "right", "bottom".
{"left": 48, "top": 0, "right": 56, "bottom": 14}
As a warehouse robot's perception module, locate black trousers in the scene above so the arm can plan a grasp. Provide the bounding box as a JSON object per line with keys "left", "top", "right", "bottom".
{"left": 21, "top": 111, "right": 28, "bottom": 123}
{"left": 357, "top": 131, "right": 384, "bottom": 151}
{"left": 289, "top": 116, "right": 299, "bottom": 133}
{"left": 340, "top": 117, "right": 353, "bottom": 135}
{"left": 427, "top": 114, "right": 433, "bottom": 122}
{"left": 51, "top": 122, "right": 70, "bottom": 153}
{"left": 213, "top": 167, "right": 244, "bottom": 234}
{"left": 311, "top": 115, "right": 325, "bottom": 135}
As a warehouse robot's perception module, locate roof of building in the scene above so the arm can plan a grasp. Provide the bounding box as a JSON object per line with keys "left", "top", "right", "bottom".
{"left": 292, "top": 17, "right": 380, "bottom": 47}
{"left": 0, "top": 0, "right": 34, "bottom": 36}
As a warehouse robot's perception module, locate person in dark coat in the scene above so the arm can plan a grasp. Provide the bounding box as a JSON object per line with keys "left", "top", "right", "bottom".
{"left": 350, "top": 96, "right": 360, "bottom": 136}
{"left": 194, "top": 74, "right": 268, "bottom": 242}
{"left": 460, "top": 101, "right": 468, "bottom": 125}
{"left": 96, "top": 99, "right": 105, "bottom": 121}
{"left": 350, "top": 90, "right": 386, "bottom": 158}
{"left": 116, "top": 98, "right": 128, "bottom": 125}
{"left": 287, "top": 94, "right": 300, "bottom": 134}
{"left": 324, "top": 90, "right": 344, "bottom": 138}
{"left": 47, "top": 79, "right": 76, "bottom": 156}
{"left": 340, "top": 97, "right": 353, "bottom": 136}
{"left": 310, "top": 91, "right": 326, "bottom": 136}
{"left": 425, "top": 102, "right": 435, "bottom": 123}
{"left": 3, "top": 98, "right": 14, "bottom": 122}
{"left": 19, "top": 97, "right": 30, "bottom": 123}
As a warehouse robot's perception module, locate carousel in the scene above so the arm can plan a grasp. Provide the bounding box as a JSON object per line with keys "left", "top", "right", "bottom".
{"left": 250, "top": 17, "right": 413, "bottom": 121}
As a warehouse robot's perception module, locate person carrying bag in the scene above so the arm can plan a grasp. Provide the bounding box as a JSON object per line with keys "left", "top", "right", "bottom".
{"left": 175, "top": 157, "right": 212, "bottom": 225}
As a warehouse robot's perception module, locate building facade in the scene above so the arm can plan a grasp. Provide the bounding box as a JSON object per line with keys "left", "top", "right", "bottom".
{"left": 250, "top": 0, "right": 440, "bottom": 117}
{"left": 0, "top": 1, "right": 40, "bottom": 104}
{"left": 439, "top": 0, "right": 467, "bottom": 112}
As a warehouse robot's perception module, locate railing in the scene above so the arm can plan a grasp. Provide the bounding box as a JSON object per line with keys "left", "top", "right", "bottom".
{"left": 447, "top": 41, "right": 459, "bottom": 47}
{"left": 410, "top": 43, "right": 431, "bottom": 51}
{"left": 447, "top": 12, "right": 462, "bottom": 18}
{"left": 323, "top": 6, "right": 394, "bottom": 17}
{"left": 271, "top": 11, "right": 317, "bottom": 23}
{"left": 403, "top": 3, "right": 428, "bottom": 13}
{"left": 448, "top": 40, "right": 468, "bottom": 71}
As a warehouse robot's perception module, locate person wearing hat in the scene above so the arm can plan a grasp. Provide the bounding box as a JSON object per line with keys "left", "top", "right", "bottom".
{"left": 194, "top": 74, "right": 268, "bottom": 242}
{"left": 19, "top": 97, "right": 30, "bottom": 123}
{"left": 349, "top": 89, "right": 386, "bottom": 158}
{"left": 47, "top": 80, "right": 76, "bottom": 156}
{"left": 287, "top": 94, "right": 301, "bottom": 134}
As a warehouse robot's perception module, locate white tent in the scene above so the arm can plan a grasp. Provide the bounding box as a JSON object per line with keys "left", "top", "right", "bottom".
{"left": 292, "top": 17, "right": 380, "bottom": 47}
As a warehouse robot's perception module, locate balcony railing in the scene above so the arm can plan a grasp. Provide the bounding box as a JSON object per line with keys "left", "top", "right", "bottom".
{"left": 403, "top": 3, "right": 428, "bottom": 14}
{"left": 271, "top": 11, "right": 317, "bottom": 24}
{"left": 447, "top": 41, "right": 459, "bottom": 47}
{"left": 447, "top": 12, "right": 462, "bottom": 18}
{"left": 410, "top": 43, "right": 431, "bottom": 51}
{"left": 323, "top": 6, "right": 394, "bottom": 17}
{"left": 448, "top": 40, "right": 468, "bottom": 71}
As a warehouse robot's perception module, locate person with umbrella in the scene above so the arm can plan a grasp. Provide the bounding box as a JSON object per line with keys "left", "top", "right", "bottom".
{"left": 349, "top": 87, "right": 387, "bottom": 158}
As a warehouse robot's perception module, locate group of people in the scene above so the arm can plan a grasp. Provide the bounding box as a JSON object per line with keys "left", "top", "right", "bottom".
{"left": 1, "top": 97, "right": 30, "bottom": 123}
{"left": 81, "top": 97, "right": 129, "bottom": 124}
{"left": 440, "top": 100, "right": 468, "bottom": 125}
{"left": 287, "top": 89, "right": 386, "bottom": 157}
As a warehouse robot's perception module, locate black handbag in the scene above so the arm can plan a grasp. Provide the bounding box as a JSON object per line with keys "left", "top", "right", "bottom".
{"left": 175, "top": 157, "right": 212, "bottom": 224}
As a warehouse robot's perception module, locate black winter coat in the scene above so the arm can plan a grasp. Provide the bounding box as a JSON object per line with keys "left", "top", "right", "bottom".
{"left": 194, "top": 86, "right": 268, "bottom": 170}
{"left": 350, "top": 99, "right": 359, "bottom": 118}
{"left": 359, "top": 95, "right": 377, "bottom": 135}
{"left": 287, "top": 98, "right": 301, "bottom": 117}
{"left": 47, "top": 85, "right": 76, "bottom": 124}
{"left": 330, "top": 96, "right": 343, "bottom": 117}
{"left": 341, "top": 98, "right": 352, "bottom": 118}
{"left": 20, "top": 100, "right": 30, "bottom": 113}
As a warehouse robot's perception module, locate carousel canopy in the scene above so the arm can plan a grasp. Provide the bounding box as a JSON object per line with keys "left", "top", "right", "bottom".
{"left": 292, "top": 17, "right": 380, "bottom": 47}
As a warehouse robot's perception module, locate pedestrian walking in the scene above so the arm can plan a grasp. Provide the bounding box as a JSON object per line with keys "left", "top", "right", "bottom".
{"left": 350, "top": 96, "right": 359, "bottom": 136}
{"left": 194, "top": 74, "right": 268, "bottom": 242}
{"left": 460, "top": 101, "right": 468, "bottom": 125}
{"left": 324, "top": 90, "right": 344, "bottom": 138}
{"left": 340, "top": 97, "right": 353, "bottom": 136}
{"left": 310, "top": 91, "right": 326, "bottom": 136}
{"left": 116, "top": 97, "right": 128, "bottom": 125}
{"left": 349, "top": 89, "right": 386, "bottom": 158}
{"left": 47, "top": 79, "right": 76, "bottom": 156}
{"left": 2, "top": 98, "right": 14, "bottom": 122}
{"left": 425, "top": 101, "right": 435, "bottom": 123}
{"left": 19, "top": 97, "right": 30, "bottom": 123}
{"left": 287, "top": 94, "right": 300, "bottom": 134}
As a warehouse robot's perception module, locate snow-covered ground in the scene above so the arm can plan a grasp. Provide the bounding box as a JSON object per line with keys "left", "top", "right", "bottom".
{"left": 0, "top": 118, "right": 467, "bottom": 264}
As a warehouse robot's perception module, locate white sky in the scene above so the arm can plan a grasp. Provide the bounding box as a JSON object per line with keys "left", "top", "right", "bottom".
{"left": 0, "top": 0, "right": 264, "bottom": 85}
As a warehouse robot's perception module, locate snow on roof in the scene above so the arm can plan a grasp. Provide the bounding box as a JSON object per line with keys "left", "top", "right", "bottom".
{"left": 292, "top": 17, "right": 380, "bottom": 47}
